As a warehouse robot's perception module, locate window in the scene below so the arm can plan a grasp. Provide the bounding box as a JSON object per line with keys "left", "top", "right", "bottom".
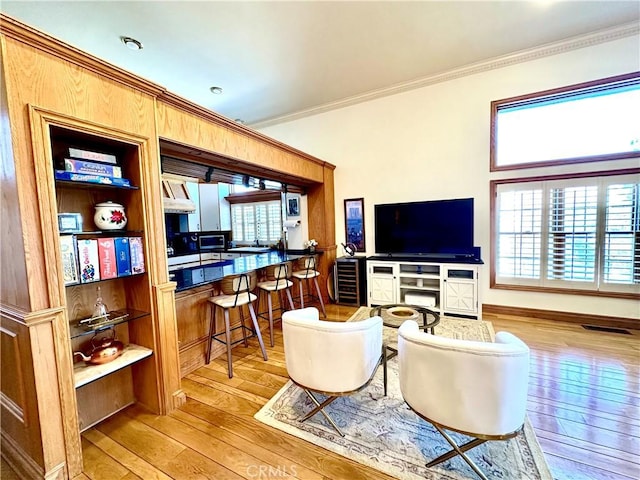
{"left": 493, "top": 172, "right": 639, "bottom": 296}
{"left": 491, "top": 72, "right": 640, "bottom": 171}
{"left": 231, "top": 200, "right": 282, "bottom": 244}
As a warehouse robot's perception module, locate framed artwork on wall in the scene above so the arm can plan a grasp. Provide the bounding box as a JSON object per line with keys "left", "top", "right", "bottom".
{"left": 344, "top": 198, "right": 366, "bottom": 252}
{"left": 287, "top": 194, "right": 300, "bottom": 217}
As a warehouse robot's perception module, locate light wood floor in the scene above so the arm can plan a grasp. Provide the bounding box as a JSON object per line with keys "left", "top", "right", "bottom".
{"left": 4, "top": 304, "right": 638, "bottom": 479}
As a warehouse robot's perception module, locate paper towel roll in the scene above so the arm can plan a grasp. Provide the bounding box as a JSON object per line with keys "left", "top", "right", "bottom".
{"left": 284, "top": 220, "right": 301, "bottom": 228}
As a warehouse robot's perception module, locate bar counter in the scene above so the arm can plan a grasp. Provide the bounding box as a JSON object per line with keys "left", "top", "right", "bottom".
{"left": 172, "top": 250, "right": 308, "bottom": 376}
{"left": 171, "top": 251, "right": 305, "bottom": 292}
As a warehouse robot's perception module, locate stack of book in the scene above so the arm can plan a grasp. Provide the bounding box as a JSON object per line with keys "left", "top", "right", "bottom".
{"left": 60, "top": 236, "right": 146, "bottom": 286}
{"left": 54, "top": 147, "right": 131, "bottom": 187}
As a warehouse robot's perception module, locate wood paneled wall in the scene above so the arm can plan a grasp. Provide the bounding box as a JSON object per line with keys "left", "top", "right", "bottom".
{"left": 0, "top": 13, "right": 337, "bottom": 480}
{"left": 156, "top": 100, "right": 328, "bottom": 184}
{"left": 0, "top": 42, "right": 30, "bottom": 311}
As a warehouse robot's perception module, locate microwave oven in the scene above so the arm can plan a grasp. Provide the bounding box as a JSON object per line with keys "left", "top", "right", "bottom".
{"left": 199, "top": 234, "right": 225, "bottom": 252}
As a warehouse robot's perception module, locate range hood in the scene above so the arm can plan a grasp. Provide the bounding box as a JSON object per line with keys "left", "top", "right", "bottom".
{"left": 163, "top": 197, "right": 196, "bottom": 213}
{"left": 162, "top": 176, "right": 197, "bottom": 213}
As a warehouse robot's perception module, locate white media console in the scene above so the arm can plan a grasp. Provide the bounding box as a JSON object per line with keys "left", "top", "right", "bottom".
{"left": 366, "top": 257, "right": 482, "bottom": 319}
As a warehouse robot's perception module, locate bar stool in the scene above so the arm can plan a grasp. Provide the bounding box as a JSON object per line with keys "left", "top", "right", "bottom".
{"left": 256, "top": 261, "right": 295, "bottom": 347}
{"left": 291, "top": 255, "right": 326, "bottom": 318}
{"left": 205, "top": 271, "right": 268, "bottom": 378}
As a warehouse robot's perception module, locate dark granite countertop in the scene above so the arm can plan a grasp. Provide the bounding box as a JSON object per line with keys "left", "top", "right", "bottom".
{"left": 171, "top": 251, "right": 305, "bottom": 292}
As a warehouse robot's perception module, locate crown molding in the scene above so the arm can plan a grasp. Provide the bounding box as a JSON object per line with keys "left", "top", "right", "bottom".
{"left": 251, "top": 22, "right": 640, "bottom": 130}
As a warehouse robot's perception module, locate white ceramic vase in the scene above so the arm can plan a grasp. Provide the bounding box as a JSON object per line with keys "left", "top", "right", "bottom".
{"left": 94, "top": 201, "right": 127, "bottom": 230}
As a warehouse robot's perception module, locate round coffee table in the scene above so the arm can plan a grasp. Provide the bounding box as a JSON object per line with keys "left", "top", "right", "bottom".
{"left": 370, "top": 304, "right": 440, "bottom": 334}
{"left": 370, "top": 304, "right": 440, "bottom": 361}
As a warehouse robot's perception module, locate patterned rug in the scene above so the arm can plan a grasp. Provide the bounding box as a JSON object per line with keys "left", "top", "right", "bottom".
{"left": 255, "top": 307, "right": 553, "bottom": 480}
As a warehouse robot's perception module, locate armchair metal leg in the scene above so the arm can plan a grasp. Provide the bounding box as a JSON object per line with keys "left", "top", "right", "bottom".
{"left": 301, "top": 390, "right": 344, "bottom": 437}
{"left": 428, "top": 425, "right": 488, "bottom": 480}
{"left": 382, "top": 350, "right": 388, "bottom": 397}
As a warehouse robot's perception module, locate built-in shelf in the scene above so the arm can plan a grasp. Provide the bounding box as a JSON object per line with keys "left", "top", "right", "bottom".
{"left": 55, "top": 179, "right": 138, "bottom": 190}
{"left": 60, "top": 230, "right": 144, "bottom": 237}
{"left": 73, "top": 343, "right": 153, "bottom": 388}
{"left": 399, "top": 273, "right": 440, "bottom": 279}
{"left": 400, "top": 285, "right": 440, "bottom": 292}
{"left": 65, "top": 272, "right": 146, "bottom": 288}
{"left": 69, "top": 309, "right": 150, "bottom": 339}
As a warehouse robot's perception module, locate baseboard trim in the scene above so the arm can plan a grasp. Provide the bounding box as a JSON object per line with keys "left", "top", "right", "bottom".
{"left": 1, "top": 428, "right": 65, "bottom": 480}
{"left": 482, "top": 304, "right": 639, "bottom": 331}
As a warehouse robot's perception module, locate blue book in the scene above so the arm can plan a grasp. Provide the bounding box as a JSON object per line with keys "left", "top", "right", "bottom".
{"left": 114, "top": 237, "right": 131, "bottom": 276}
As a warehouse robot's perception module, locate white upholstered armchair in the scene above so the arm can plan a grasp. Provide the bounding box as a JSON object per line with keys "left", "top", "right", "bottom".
{"left": 398, "top": 320, "right": 530, "bottom": 480}
{"left": 282, "top": 307, "right": 386, "bottom": 436}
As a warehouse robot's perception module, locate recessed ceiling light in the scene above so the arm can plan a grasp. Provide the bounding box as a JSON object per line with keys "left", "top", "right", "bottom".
{"left": 210, "top": 86, "right": 223, "bottom": 95}
{"left": 234, "top": 118, "right": 245, "bottom": 124}
{"left": 120, "top": 36, "right": 143, "bottom": 50}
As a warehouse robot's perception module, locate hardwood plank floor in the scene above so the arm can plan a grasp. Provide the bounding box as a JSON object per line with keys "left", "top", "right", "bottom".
{"left": 14, "top": 303, "right": 638, "bottom": 480}
{"left": 73, "top": 305, "right": 639, "bottom": 480}
{"left": 487, "top": 312, "right": 640, "bottom": 480}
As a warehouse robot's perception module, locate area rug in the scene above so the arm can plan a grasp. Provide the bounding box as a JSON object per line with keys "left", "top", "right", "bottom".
{"left": 255, "top": 307, "right": 553, "bottom": 480}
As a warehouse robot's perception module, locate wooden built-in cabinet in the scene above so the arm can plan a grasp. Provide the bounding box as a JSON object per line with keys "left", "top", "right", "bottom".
{"left": 1, "top": 13, "right": 335, "bottom": 480}
{"left": 50, "top": 125, "right": 158, "bottom": 432}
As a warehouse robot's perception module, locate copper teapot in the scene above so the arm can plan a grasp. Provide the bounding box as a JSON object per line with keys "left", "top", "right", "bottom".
{"left": 74, "top": 330, "right": 123, "bottom": 365}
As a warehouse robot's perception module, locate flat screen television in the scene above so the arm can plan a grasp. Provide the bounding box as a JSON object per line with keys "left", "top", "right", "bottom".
{"left": 374, "top": 198, "right": 475, "bottom": 258}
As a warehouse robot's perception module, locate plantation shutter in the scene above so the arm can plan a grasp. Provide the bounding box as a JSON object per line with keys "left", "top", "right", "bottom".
{"left": 231, "top": 201, "right": 282, "bottom": 244}
{"left": 496, "top": 183, "right": 543, "bottom": 285}
{"left": 231, "top": 204, "right": 244, "bottom": 242}
{"left": 601, "top": 180, "right": 640, "bottom": 290}
{"left": 546, "top": 181, "right": 598, "bottom": 286}
{"left": 495, "top": 174, "right": 640, "bottom": 294}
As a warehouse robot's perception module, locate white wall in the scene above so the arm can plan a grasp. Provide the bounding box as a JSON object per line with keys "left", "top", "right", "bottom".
{"left": 284, "top": 193, "right": 309, "bottom": 249}
{"left": 259, "top": 34, "right": 640, "bottom": 320}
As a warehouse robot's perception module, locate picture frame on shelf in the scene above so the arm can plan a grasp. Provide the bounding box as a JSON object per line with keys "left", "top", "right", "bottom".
{"left": 344, "top": 197, "right": 366, "bottom": 252}
{"left": 287, "top": 194, "right": 300, "bottom": 217}
{"left": 58, "top": 212, "right": 83, "bottom": 233}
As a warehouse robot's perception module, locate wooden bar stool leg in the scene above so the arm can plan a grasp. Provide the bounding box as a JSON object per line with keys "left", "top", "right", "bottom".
{"left": 277, "top": 290, "right": 284, "bottom": 313}
{"left": 239, "top": 305, "right": 249, "bottom": 347}
{"left": 247, "top": 302, "right": 268, "bottom": 360}
{"left": 313, "top": 277, "right": 327, "bottom": 318}
{"left": 206, "top": 303, "right": 217, "bottom": 364}
{"left": 298, "top": 279, "right": 305, "bottom": 308}
{"left": 255, "top": 288, "right": 262, "bottom": 321}
{"left": 266, "top": 292, "right": 274, "bottom": 347}
{"left": 286, "top": 288, "right": 295, "bottom": 310}
{"left": 223, "top": 308, "right": 234, "bottom": 378}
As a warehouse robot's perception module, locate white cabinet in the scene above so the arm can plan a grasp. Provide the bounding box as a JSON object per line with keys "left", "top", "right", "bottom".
{"left": 198, "top": 183, "right": 231, "bottom": 232}
{"left": 185, "top": 182, "right": 200, "bottom": 231}
{"left": 199, "top": 184, "right": 221, "bottom": 231}
{"left": 367, "top": 262, "right": 397, "bottom": 306}
{"left": 443, "top": 267, "right": 478, "bottom": 316}
{"left": 367, "top": 259, "right": 481, "bottom": 319}
{"left": 221, "top": 252, "right": 241, "bottom": 260}
{"left": 218, "top": 183, "right": 231, "bottom": 230}
{"left": 200, "top": 252, "right": 222, "bottom": 266}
